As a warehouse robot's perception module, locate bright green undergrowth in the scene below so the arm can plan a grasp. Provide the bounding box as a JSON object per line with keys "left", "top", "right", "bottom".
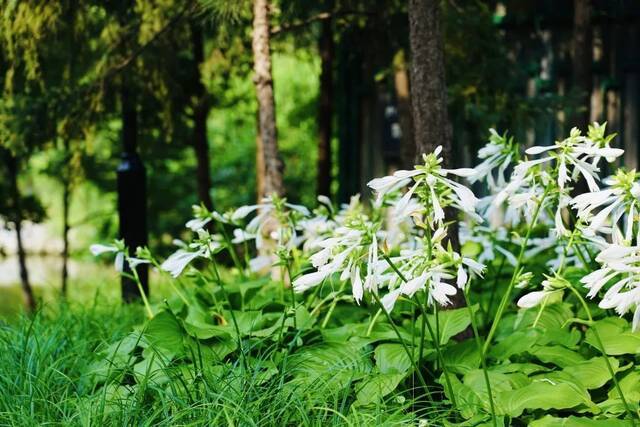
{"left": 0, "top": 297, "right": 438, "bottom": 426}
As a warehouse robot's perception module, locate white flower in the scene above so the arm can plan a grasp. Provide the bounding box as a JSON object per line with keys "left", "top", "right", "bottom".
{"left": 581, "top": 242, "right": 640, "bottom": 330}
{"left": 524, "top": 126, "right": 622, "bottom": 192}
{"left": 571, "top": 169, "right": 639, "bottom": 243}
{"left": 469, "top": 129, "right": 516, "bottom": 191}
{"left": 292, "top": 269, "right": 332, "bottom": 293}
{"left": 90, "top": 243, "right": 118, "bottom": 256}
{"left": 517, "top": 290, "right": 550, "bottom": 308}
{"left": 367, "top": 146, "right": 481, "bottom": 225}
{"left": 516, "top": 277, "right": 565, "bottom": 309}
{"left": 90, "top": 242, "right": 126, "bottom": 272}
{"left": 161, "top": 249, "right": 205, "bottom": 278}
{"left": 381, "top": 288, "right": 402, "bottom": 313}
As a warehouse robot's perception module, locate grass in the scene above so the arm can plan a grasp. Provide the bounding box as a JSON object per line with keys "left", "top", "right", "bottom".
{"left": 0, "top": 300, "right": 444, "bottom": 426}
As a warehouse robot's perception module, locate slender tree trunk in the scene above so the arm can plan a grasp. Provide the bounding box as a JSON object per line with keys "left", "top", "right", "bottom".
{"left": 409, "top": 0, "right": 468, "bottom": 316}
{"left": 317, "top": 10, "right": 334, "bottom": 198}
{"left": 393, "top": 50, "right": 415, "bottom": 169}
{"left": 61, "top": 144, "right": 71, "bottom": 296}
{"left": 256, "top": 119, "right": 266, "bottom": 201}
{"left": 408, "top": 0, "right": 457, "bottom": 246}
{"left": 191, "top": 22, "right": 214, "bottom": 211}
{"left": 118, "top": 81, "right": 149, "bottom": 301}
{"left": 252, "top": 0, "right": 283, "bottom": 197}
{"left": 408, "top": 0, "right": 452, "bottom": 163}
{"left": 571, "top": 0, "right": 593, "bottom": 131}
{"left": 5, "top": 154, "right": 35, "bottom": 311}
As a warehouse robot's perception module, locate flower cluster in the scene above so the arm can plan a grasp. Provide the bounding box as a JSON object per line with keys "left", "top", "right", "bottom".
{"left": 91, "top": 123, "right": 640, "bottom": 331}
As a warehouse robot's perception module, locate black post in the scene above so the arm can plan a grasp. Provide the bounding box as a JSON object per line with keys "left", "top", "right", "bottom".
{"left": 117, "top": 83, "right": 148, "bottom": 301}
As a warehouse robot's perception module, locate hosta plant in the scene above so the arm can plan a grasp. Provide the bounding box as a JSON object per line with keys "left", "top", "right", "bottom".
{"left": 92, "top": 123, "right": 640, "bottom": 426}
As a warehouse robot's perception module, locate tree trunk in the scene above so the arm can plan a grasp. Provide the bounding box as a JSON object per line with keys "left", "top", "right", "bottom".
{"left": 6, "top": 154, "right": 35, "bottom": 311}
{"left": 571, "top": 0, "right": 592, "bottom": 131}
{"left": 252, "top": 0, "right": 284, "bottom": 197}
{"left": 317, "top": 10, "right": 334, "bottom": 198}
{"left": 61, "top": 143, "right": 71, "bottom": 296}
{"left": 393, "top": 50, "right": 415, "bottom": 169}
{"left": 191, "top": 22, "right": 214, "bottom": 211}
{"left": 256, "top": 119, "right": 266, "bottom": 201}
{"left": 408, "top": 0, "right": 458, "bottom": 246}
{"left": 409, "top": 0, "right": 466, "bottom": 316}
{"left": 408, "top": 0, "right": 452, "bottom": 164}
{"left": 118, "top": 80, "right": 149, "bottom": 302}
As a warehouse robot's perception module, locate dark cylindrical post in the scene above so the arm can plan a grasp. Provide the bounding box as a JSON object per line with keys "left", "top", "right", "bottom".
{"left": 117, "top": 84, "right": 148, "bottom": 301}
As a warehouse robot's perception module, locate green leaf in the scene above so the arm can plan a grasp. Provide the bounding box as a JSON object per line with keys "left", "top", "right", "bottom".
{"left": 443, "top": 340, "right": 481, "bottom": 374}
{"left": 288, "top": 342, "right": 371, "bottom": 384}
{"left": 356, "top": 373, "right": 405, "bottom": 405}
{"left": 144, "top": 310, "right": 185, "bottom": 358}
{"left": 527, "top": 345, "right": 586, "bottom": 367}
{"left": 133, "top": 352, "right": 171, "bottom": 386}
{"left": 489, "top": 329, "right": 541, "bottom": 360}
{"left": 182, "top": 306, "right": 232, "bottom": 340}
{"left": 420, "top": 305, "right": 478, "bottom": 345}
{"left": 441, "top": 373, "right": 485, "bottom": 419}
{"left": 530, "top": 415, "right": 629, "bottom": 427}
{"left": 374, "top": 343, "right": 418, "bottom": 374}
{"left": 294, "top": 305, "right": 316, "bottom": 330}
{"left": 608, "top": 370, "right": 640, "bottom": 402}
{"left": 496, "top": 376, "right": 593, "bottom": 417}
{"left": 563, "top": 357, "right": 620, "bottom": 389}
{"left": 585, "top": 318, "right": 640, "bottom": 355}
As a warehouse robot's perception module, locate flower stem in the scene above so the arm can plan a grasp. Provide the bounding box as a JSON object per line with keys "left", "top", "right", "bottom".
{"left": 464, "top": 289, "right": 497, "bottom": 427}
{"left": 370, "top": 291, "right": 433, "bottom": 404}
{"left": 127, "top": 261, "right": 154, "bottom": 319}
{"left": 211, "top": 260, "right": 247, "bottom": 371}
{"left": 565, "top": 282, "right": 636, "bottom": 426}
{"left": 483, "top": 187, "right": 550, "bottom": 355}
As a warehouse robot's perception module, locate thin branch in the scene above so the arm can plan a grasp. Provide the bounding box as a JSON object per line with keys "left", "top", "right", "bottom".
{"left": 270, "top": 10, "right": 374, "bottom": 35}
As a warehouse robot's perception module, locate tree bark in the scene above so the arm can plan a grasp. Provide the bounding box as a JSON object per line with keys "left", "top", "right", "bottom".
{"left": 256, "top": 118, "right": 266, "bottom": 201}
{"left": 252, "top": 0, "right": 284, "bottom": 197}
{"left": 408, "top": 0, "right": 458, "bottom": 246}
{"left": 317, "top": 7, "right": 334, "bottom": 198}
{"left": 409, "top": 0, "right": 467, "bottom": 317}
{"left": 408, "top": 0, "right": 452, "bottom": 164}
{"left": 191, "top": 22, "right": 214, "bottom": 211}
{"left": 118, "top": 79, "right": 149, "bottom": 302}
{"left": 61, "top": 142, "right": 71, "bottom": 296}
{"left": 5, "top": 154, "right": 35, "bottom": 311}
{"left": 571, "top": 0, "right": 592, "bottom": 131}
{"left": 393, "top": 50, "right": 415, "bottom": 169}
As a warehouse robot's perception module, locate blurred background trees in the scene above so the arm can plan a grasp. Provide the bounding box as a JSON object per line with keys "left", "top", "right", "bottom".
{"left": 1, "top": 0, "right": 639, "bottom": 307}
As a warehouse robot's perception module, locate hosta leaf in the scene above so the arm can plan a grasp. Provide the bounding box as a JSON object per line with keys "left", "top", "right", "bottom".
{"left": 443, "top": 340, "right": 481, "bottom": 374}
{"left": 464, "top": 369, "right": 529, "bottom": 395}
{"left": 489, "top": 329, "right": 541, "bottom": 360}
{"left": 288, "top": 342, "right": 371, "bottom": 384}
{"left": 530, "top": 415, "right": 629, "bottom": 426}
{"left": 563, "top": 357, "right": 620, "bottom": 389}
{"left": 144, "top": 310, "right": 185, "bottom": 358}
{"left": 537, "top": 326, "right": 581, "bottom": 349}
{"left": 496, "top": 377, "right": 592, "bottom": 417}
{"left": 419, "top": 305, "right": 478, "bottom": 345}
{"left": 610, "top": 370, "right": 640, "bottom": 401}
{"left": 182, "top": 306, "right": 232, "bottom": 340}
{"left": 514, "top": 303, "right": 574, "bottom": 331}
{"left": 491, "top": 363, "right": 548, "bottom": 376}
{"left": 374, "top": 343, "right": 426, "bottom": 374}
{"left": 355, "top": 373, "right": 405, "bottom": 405}
{"left": 133, "top": 353, "right": 171, "bottom": 386}
{"left": 293, "top": 305, "right": 316, "bottom": 330}
{"left": 585, "top": 318, "right": 640, "bottom": 355}
{"left": 527, "top": 345, "right": 585, "bottom": 367}
{"left": 441, "top": 373, "right": 485, "bottom": 419}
